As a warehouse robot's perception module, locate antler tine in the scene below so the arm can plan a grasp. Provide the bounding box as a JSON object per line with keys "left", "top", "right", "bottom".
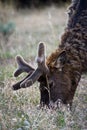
{"left": 14, "top": 55, "right": 34, "bottom": 77}
{"left": 12, "top": 74, "right": 30, "bottom": 90}
{"left": 20, "top": 69, "right": 42, "bottom": 88}
{"left": 20, "top": 42, "right": 49, "bottom": 88}
{"left": 36, "top": 42, "right": 49, "bottom": 73}
{"left": 37, "top": 42, "right": 45, "bottom": 63}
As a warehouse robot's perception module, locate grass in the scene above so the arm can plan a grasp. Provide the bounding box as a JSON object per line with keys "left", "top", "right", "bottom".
{"left": 0, "top": 4, "right": 87, "bottom": 130}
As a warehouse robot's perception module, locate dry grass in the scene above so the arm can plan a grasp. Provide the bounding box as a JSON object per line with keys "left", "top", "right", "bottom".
{"left": 0, "top": 4, "right": 87, "bottom": 130}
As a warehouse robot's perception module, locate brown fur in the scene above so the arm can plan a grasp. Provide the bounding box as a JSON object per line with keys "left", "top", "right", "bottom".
{"left": 46, "top": 46, "right": 82, "bottom": 105}
{"left": 42, "top": 1, "right": 87, "bottom": 106}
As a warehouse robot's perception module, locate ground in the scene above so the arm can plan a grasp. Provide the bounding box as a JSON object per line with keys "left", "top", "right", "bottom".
{"left": 0, "top": 5, "right": 87, "bottom": 130}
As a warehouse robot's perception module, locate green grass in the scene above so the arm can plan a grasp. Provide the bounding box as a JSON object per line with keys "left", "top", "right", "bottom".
{"left": 56, "top": 112, "right": 66, "bottom": 128}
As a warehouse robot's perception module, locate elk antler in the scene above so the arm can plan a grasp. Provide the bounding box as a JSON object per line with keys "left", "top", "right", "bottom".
{"left": 12, "top": 74, "right": 30, "bottom": 90}
{"left": 14, "top": 55, "right": 34, "bottom": 77}
{"left": 20, "top": 42, "right": 49, "bottom": 88}
{"left": 12, "top": 56, "right": 35, "bottom": 90}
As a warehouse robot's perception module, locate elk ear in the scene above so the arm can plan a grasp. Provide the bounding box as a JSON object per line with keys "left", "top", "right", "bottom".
{"left": 54, "top": 51, "right": 67, "bottom": 68}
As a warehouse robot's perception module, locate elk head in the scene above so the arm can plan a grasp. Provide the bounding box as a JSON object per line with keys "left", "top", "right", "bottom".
{"left": 12, "top": 42, "right": 71, "bottom": 109}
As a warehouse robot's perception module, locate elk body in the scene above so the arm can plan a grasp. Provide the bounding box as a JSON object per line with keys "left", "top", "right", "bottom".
{"left": 12, "top": 0, "right": 87, "bottom": 109}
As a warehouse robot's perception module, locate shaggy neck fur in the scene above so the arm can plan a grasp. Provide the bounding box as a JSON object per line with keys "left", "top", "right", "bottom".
{"left": 46, "top": 1, "right": 87, "bottom": 104}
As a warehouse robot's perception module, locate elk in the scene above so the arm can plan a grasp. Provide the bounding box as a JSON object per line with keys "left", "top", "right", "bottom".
{"left": 12, "top": 0, "right": 87, "bottom": 110}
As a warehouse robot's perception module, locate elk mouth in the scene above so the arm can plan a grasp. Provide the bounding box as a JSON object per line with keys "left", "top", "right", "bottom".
{"left": 48, "top": 99, "right": 71, "bottom": 111}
